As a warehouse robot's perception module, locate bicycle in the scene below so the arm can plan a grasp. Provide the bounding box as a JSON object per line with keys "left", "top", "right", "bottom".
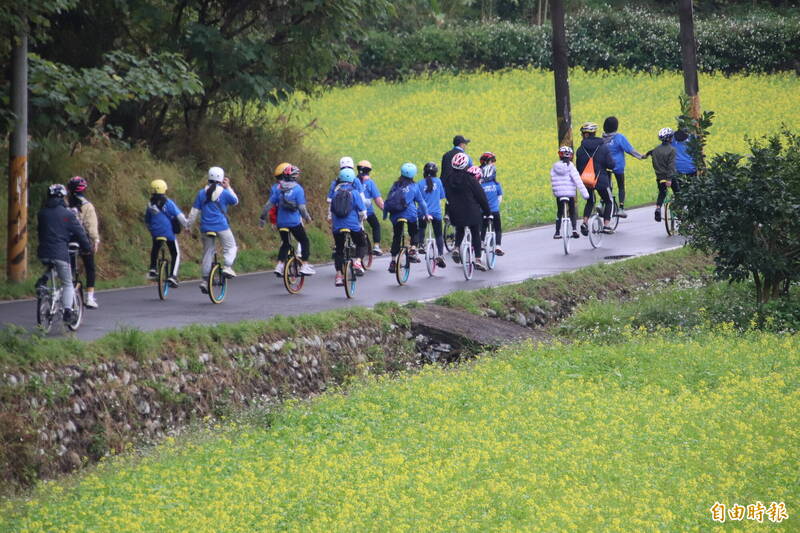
{"left": 37, "top": 245, "right": 83, "bottom": 333}
{"left": 393, "top": 218, "right": 412, "bottom": 286}
{"left": 154, "top": 237, "right": 171, "bottom": 300}
{"left": 443, "top": 216, "right": 456, "bottom": 252}
{"left": 459, "top": 226, "right": 475, "bottom": 281}
{"left": 279, "top": 228, "right": 305, "bottom": 294}
{"left": 339, "top": 228, "right": 358, "bottom": 299}
{"left": 422, "top": 219, "right": 437, "bottom": 276}
{"left": 557, "top": 197, "right": 573, "bottom": 255}
{"left": 482, "top": 215, "right": 497, "bottom": 270}
{"left": 588, "top": 195, "right": 615, "bottom": 249}
{"left": 610, "top": 194, "right": 621, "bottom": 231}
{"left": 203, "top": 231, "right": 228, "bottom": 304}
{"left": 660, "top": 180, "right": 680, "bottom": 236}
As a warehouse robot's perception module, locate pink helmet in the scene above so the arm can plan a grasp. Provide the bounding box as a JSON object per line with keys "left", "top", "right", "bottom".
{"left": 451, "top": 152, "right": 469, "bottom": 170}
{"left": 67, "top": 176, "right": 88, "bottom": 193}
{"left": 467, "top": 165, "right": 482, "bottom": 180}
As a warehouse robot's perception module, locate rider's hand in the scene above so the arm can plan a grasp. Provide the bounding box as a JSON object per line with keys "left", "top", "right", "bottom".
{"left": 271, "top": 224, "right": 277, "bottom": 231}
{"left": 93, "top": 240, "right": 100, "bottom": 254}
{"left": 222, "top": 177, "right": 231, "bottom": 189}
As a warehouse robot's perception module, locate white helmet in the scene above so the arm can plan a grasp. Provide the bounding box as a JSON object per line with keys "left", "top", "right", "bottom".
{"left": 208, "top": 166, "right": 225, "bottom": 183}
{"left": 658, "top": 127, "right": 674, "bottom": 141}
{"left": 339, "top": 156, "right": 354, "bottom": 169}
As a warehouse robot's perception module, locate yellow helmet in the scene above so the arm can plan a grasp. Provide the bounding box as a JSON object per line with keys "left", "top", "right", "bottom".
{"left": 274, "top": 162, "right": 290, "bottom": 178}
{"left": 357, "top": 160, "right": 372, "bottom": 170}
{"left": 580, "top": 122, "right": 598, "bottom": 134}
{"left": 150, "top": 179, "right": 168, "bottom": 194}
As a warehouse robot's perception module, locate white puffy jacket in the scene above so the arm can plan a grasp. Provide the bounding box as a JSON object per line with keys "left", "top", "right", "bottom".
{"left": 550, "top": 160, "right": 590, "bottom": 199}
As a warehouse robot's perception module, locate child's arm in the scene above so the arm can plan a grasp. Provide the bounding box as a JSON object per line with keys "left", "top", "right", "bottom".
{"left": 497, "top": 182, "right": 503, "bottom": 205}
{"left": 621, "top": 134, "right": 644, "bottom": 159}
{"left": 570, "top": 163, "right": 590, "bottom": 199}
{"left": 414, "top": 186, "right": 429, "bottom": 218}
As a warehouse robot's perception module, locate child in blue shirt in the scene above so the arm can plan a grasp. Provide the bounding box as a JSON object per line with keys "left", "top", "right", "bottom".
{"left": 383, "top": 163, "right": 429, "bottom": 274}
{"left": 259, "top": 165, "right": 315, "bottom": 277}
{"left": 416, "top": 162, "right": 447, "bottom": 268}
{"left": 671, "top": 129, "right": 697, "bottom": 177}
{"left": 357, "top": 160, "right": 385, "bottom": 255}
{"left": 145, "top": 179, "right": 187, "bottom": 286}
{"left": 330, "top": 168, "right": 367, "bottom": 286}
{"left": 602, "top": 116, "right": 645, "bottom": 217}
{"left": 479, "top": 152, "right": 505, "bottom": 255}
{"left": 187, "top": 166, "right": 239, "bottom": 293}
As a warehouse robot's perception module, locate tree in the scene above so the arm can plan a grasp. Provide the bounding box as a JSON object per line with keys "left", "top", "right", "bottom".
{"left": 675, "top": 129, "right": 800, "bottom": 305}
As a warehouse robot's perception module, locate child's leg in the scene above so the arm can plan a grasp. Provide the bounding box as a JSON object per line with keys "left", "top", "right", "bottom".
{"left": 278, "top": 230, "right": 292, "bottom": 262}
{"left": 291, "top": 225, "right": 310, "bottom": 261}
{"left": 615, "top": 172, "right": 625, "bottom": 207}
{"left": 656, "top": 180, "right": 669, "bottom": 207}
{"left": 568, "top": 198, "right": 577, "bottom": 230}
{"left": 219, "top": 229, "right": 238, "bottom": 267}
{"left": 582, "top": 188, "right": 596, "bottom": 221}
{"left": 367, "top": 212, "right": 381, "bottom": 244}
{"left": 149, "top": 237, "right": 162, "bottom": 271}
{"left": 555, "top": 197, "right": 563, "bottom": 234}
{"left": 390, "top": 221, "right": 403, "bottom": 257}
{"left": 493, "top": 211, "right": 502, "bottom": 245}
{"left": 455, "top": 226, "right": 465, "bottom": 248}
{"left": 407, "top": 220, "right": 419, "bottom": 248}
{"left": 416, "top": 217, "right": 427, "bottom": 248}
{"left": 201, "top": 235, "right": 215, "bottom": 277}
{"left": 432, "top": 218, "right": 444, "bottom": 256}
{"left": 168, "top": 240, "right": 180, "bottom": 278}
{"left": 333, "top": 231, "right": 346, "bottom": 271}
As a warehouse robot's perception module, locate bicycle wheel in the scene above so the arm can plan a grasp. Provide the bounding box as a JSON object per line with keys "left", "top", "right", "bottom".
{"left": 588, "top": 215, "right": 604, "bottom": 248}
{"left": 36, "top": 292, "right": 54, "bottom": 333}
{"left": 562, "top": 217, "right": 571, "bottom": 255}
{"left": 360, "top": 234, "right": 373, "bottom": 270}
{"left": 66, "top": 283, "right": 84, "bottom": 331}
{"left": 208, "top": 262, "right": 227, "bottom": 304}
{"left": 283, "top": 256, "right": 305, "bottom": 294}
{"left": 460, "top": 242, "right": 473, "bottom": 280}
{"left": 396, "top": 248, "right": 411, "bottom": 286}
{"left": 157, "top": 249, "right": 170, "bottom": 300}
{"left": 664, "top": 201, "right": 675, "bottom": 236}
{"left": 343, "top": 260, "right": 356, "bottom": 299}
{"left": 425, "top": 239, "right": 436, "bottom": 276}
{"left": 610, "top": 197, "right": 620, "bottom": 231}
{"left": 485, "top": 232, "right": 497, "bottom": 270}
{"left": 443, "top": 220, "right": 456, "bottom": 252}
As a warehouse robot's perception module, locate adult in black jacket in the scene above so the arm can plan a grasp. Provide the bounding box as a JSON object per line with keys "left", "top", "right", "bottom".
{"left": 440, "top": 135, "right": 472, "bottom": 184}
{"left": 443, "top": 155, "right": 491, "bottom": 270}
{"left": 37, "top": 184, "right": 92, "bottom": 322}
{"left": 575, "top": 122, "right": 616, "bottom": 234}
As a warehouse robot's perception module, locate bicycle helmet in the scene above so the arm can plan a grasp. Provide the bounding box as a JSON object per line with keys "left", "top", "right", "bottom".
{"left": 339, "top": 156, "right": 354, "bottom": 169}
{"left": 282, "top": 164, "right": 301, "bottom": 181}
{"left": 580, "top": 122, "right": 598, "bottom": 134}
{"left": 338, "top": 168, "right": 356, "bottom": 183}
{"left": 400, "top": 162, "right": 417, "bottom": 178}
{"left": 423, "top": 162, "right": 438, "bottom": 177}
{"left": 451, "top": 152, "right": 469, "bottom": 170}
{"left": 658, "top": 127, "right": 674, "bottom": 141}
{"left": 67, "top": 176, "right": 88, "bottom": 193}
{"left": 273, "top": 162, "right": 290, "bottom": 178}
{"left": 208, "top": 166, "right": 225, "bottom": 183}
{"left": 357, "top": 160, "right": 372, "bottom": 171}
{"left": 480, "top": 152, "right": 496, "bottom": 165}
{"left": 467, "top": 165, "right": 482, "bottom": 180}
{"left": 47, "top": 184, "right": 68, "bottom": 198}
{"left": 558, "top": 146, "right": 574, "bottom": 159}
{"left": 150, "top": 179, "right": 168, "bottom": 194}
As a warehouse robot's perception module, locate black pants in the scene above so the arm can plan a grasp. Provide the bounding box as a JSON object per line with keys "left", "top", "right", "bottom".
{"left": 455, "top": 224, "right": 482, "bottom": 259}
{"left": 391, "top": 219, "right": 419, "bottom": 257}
{"left": 333, "top": 230, "right": 366, "bottom": 271}
{"left": 365, "top": 212, "right": 381, "bottom": 244}
{"left": 555, "top": 197, "right": 577, "bottom": 233}
{"left": 480, "top": 211, "right": 502, "bottom": 245}
{"left": 278, "top": 225, "right": 310, "bottom": 261}
{"left": 417, "top": 217, "right": 444, "bottom": 255}
{"left": 613, "top": 172, "right": 625, "bottom": 206}
{"left": 148, "top": 238, "right": 180, "bottom": 278}
{"left": 656, "top": 178, "right": 681, "bottom": 207}
{"left": 70, "top": 251, "right": 97, "bottom": 288}
{"left": 583, "top": 186, "right": 613, "bottom": 221}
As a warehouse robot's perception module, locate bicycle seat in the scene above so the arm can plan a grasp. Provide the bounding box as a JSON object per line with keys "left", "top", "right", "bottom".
{"left": 278, "top": 228, "right": 290, "bottom": 233}
{"left": 205, "top": 231, "right": 218, "bottom": 237}
{"left": 396, "top": 218, "right": 408, "bottom": 223}
{"left": 557, "top": 196, "right": 571, "bottom": 201}
{"left": 339, "top": 228, "right": 351, "bottom": 233}
{"left": 484, "top": 215, "right": 494, "bottom": 219}
{"left": 155, "top": 236, "right": 168, "bottom": 242}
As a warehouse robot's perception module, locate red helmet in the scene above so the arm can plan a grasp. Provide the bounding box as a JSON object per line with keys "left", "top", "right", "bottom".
{"left": 282, "top": 164, "right": 301, "bottom": 181}
{"left": 451, "top": 152, "right": 469, "bottom": 170}
{"left": 467, "top": 165, "right": 482, "bottom": 180}
{"left": 558, "top": 146, "right": 574, "bottom": 159}
{"left": 480, "top": 152, "right": 496, "bottom": 165}
{"left": 67, "top": 176, "right": 88, "bottom": 193}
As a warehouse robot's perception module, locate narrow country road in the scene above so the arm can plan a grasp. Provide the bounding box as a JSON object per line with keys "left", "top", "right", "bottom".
{"left": 0, "top": 207, "right": 682, "bottom": 341}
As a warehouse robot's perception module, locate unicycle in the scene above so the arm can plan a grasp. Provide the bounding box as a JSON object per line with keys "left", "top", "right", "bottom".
{"left": 482, "top": 215, "right": 497, "bottom": 270}
{"left": 204, "top": 231, "right": 228, "bottom": 304}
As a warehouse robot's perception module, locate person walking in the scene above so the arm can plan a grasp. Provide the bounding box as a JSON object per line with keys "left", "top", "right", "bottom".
{"left": 443, "top": 152, "right": 491, "bottom": 271}
{"left": 602, "top": 116, "right": 644, "bottom": 218}
{"left": 441, "top": 135, "right": 473, "bottom": 184}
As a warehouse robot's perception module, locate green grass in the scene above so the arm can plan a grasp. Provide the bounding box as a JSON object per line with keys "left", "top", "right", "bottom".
{"left": 3, "top": 329, "right": 796, "bottom": 531}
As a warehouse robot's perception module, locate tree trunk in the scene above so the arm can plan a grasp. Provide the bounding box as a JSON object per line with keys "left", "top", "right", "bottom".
{"left": 550, "top": 0, "right": 572, "bottom": 149}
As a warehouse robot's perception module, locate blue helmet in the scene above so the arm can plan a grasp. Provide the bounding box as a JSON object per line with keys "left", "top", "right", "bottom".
{"left": 338, "top": 168, "right": 356, "bottom": 183}
{"left": 400, "top": 162, "right": 417, "bottom": 178}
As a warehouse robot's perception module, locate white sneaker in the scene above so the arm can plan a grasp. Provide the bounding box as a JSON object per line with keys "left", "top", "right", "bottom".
{"left": 474, "top": 259, "right": 487, "bottom": 271}
{"left": 299, "top": 263, "right": 316, "bottom": 276}
{"left": 372, "top": 244, "right": 383, "bottom": 256}
{"left": 353, "top": 259, "right": 365, "bottom": 276}
{"left": 199, "top": 281, "right": 208, "bottom": 294}
{"left": 335, "top": 273, "right": 344, "bottom": 286}
{"left": 147, "top": 269, "right": 158, "bottom": 280}
{"left": 85, "top": 293, "right": 98, "bottom": 309}
{"left": 274, "top": 261, "right": 285, "bottom": 276}
{"left": 222, "top": 266, "right": 237, "bottom": 278}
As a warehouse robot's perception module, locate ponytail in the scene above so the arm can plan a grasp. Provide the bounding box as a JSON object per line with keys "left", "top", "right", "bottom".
{"left": 425, "top": 175, "right": 434, "bottom": 193}
{"left": 205, "top": 182, "right": 217, "bottom": 204}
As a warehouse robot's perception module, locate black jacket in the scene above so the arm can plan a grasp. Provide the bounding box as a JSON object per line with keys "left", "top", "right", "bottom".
{"left": 443, "top": 169, "right": 490, "bottom": 227}
{"left": 575, "top": 136, "right": 614, "bottom": 190}
{"left": 440, "top": 147, "right": 465, "bottom": 184}
{"left": 37, "top": 198, "right": 91, "bottom": 262}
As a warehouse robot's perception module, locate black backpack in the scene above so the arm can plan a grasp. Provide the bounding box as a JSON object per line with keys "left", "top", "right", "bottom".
{"left": 331, "top": 184, "right": 353, "bottom": 217}
{"left": 279, "top": 188, "right": 299, "bottom": 212}
{"left": 383, "top": 183, "right": 408, "bottom": 214}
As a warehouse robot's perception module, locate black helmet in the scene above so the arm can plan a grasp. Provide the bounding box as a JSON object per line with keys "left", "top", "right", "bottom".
{"left": 423, "top": 162, "right": 438, "bottom": 177}
{"left": 48, "top": 184, "right": 68, "bottom": 198}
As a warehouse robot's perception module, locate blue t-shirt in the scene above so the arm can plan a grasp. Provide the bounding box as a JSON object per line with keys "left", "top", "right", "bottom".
{"left": 416, "top": 178, "right": 446, "bottom": 220}
{"left": 361, "top": 177, "right": 382, "bottom": 215}
{"left": 192, "top": 186, "right": 238, "bottom": 232}
{"left": 481, "top": 179, "right": 504, "bottom": 213}
{"left": 270, "top": 183, "right": 306, "bottom": 228}
{"left": 671, "top": 138, "right": 697, "bottom": 174}
{"left": 386, "top": 179, "right": 429, "bottom": 223}
{"left": 331, "top": 184, "right": 366, "bottom": 232}
{"left": 604, "top": 132, "right": 637, "bottom": 174}
{"left": 145, "top": 198, "right": 183, "bottom": 240}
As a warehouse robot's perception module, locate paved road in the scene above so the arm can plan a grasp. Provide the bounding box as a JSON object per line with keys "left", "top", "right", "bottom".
{"left": 0, "top": 207, "right": 682, "bottom": 341}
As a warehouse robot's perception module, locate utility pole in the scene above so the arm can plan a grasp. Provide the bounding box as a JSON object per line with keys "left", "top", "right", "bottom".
{"left": 7, "top": 32, "right": 29, "bottom": 282}
{"left": 550, "top": 0, "right": 571, "bottom": 148}
{"left": 678, "top": 0, "right": 701, "bottom": 120}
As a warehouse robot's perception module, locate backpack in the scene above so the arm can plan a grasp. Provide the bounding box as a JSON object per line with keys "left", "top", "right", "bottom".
{"left": 580, "top": 146, "right": 600, "bottom": 188}
{"left": 331, "top": 184, "right": 354, "bottom": 218}
{"left": 384, "top": 183, "right": 408, "bottom": 214}
{"left": 279, "top": 188, "right": 299, "bottom": 212}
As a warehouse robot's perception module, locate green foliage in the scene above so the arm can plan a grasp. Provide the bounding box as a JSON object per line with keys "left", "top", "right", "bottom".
{"left": 676, "top": 129, "right": 800, "bottom": 304}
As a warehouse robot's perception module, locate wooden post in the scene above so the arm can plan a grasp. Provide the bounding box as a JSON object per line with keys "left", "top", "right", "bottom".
{"left": 550, "top": 0, "right": 572, "bottom": 148}
{"left": 7, "top": 33, "right": 28, "bottom": 282}
{"left": 678, "top": 0, "right": 701, "bottom": 120}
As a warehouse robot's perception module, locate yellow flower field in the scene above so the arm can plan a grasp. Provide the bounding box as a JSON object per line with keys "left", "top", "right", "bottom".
{"left": 3, "top": 330, "right": 797, "bottom": 532}
{"left": 281, "top": 70, "right": 800, "bottom": 227}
